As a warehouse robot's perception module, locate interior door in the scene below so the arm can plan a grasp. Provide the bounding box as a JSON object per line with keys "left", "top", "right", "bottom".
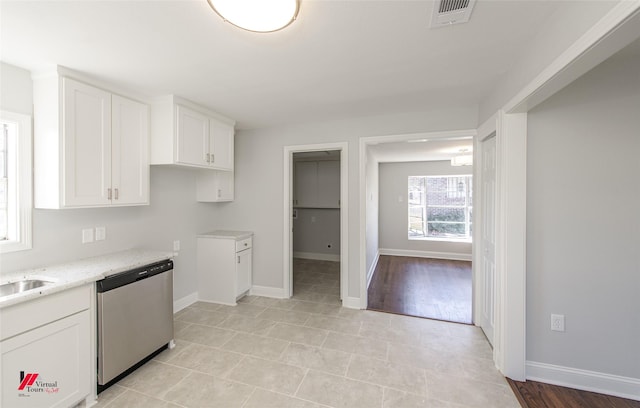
{"left": 479, "top": 134, "right": 497, "bottom": 345}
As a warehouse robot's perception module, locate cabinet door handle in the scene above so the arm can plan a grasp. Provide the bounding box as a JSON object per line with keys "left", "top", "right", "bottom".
{"left": 205, "top": 153, "right": 210, "bottom": 163}
{"left": 107, "top": 188, "right": 112, "bottom": 200}
{"left": 114, "top": 188, "right": 119, "bottom": 200}
{"left": 217, "top": 189, "right": 222, "bottom": 198}
{"left": 237, "top": 256, "right": 240, "bottom": 264}
{"left": 211, "top": 153, "right": 215, "bottom": 163}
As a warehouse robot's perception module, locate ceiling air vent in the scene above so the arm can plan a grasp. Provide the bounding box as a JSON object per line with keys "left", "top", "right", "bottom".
{"left": 430, "top": 0, "right": 477, "bottom": 28}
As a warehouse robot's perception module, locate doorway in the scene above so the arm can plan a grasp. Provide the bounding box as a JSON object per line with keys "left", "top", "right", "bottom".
{"left": 366, "top": 152, "right": 474, "bottom": 324}
{"left": 283, "top": 143, "right": 348, "bottom": 303}
{"left": 291, "top": 151, "right": 341, "bottom": 302}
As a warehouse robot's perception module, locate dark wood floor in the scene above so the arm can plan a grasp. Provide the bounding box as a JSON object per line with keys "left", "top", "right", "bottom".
{"left": 367, "top": 255, "right": 472, "bottom": 324}
{"left": 508, "top": 379, "right": 640, "bottom": 408}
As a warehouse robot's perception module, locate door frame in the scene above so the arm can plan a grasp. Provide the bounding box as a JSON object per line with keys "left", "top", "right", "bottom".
{"left": 283, "top": 142, "right": 349, "bottom": 301}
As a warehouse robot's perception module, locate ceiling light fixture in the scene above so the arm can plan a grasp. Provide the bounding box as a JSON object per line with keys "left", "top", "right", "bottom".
{"left": 451, "top": 149, "right": 473, "bottom": 166}
{"left": 207, "top": 0, "right": 299, "bottom": 33}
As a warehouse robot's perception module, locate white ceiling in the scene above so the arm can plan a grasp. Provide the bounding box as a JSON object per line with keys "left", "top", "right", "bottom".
{"left": 0, "top": 0, "right": 582, "bottom": 130}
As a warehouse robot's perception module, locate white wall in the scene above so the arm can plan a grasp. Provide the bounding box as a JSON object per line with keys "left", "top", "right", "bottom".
{"left": 215, "top": 107, "right": 478, "bottom": 299}
{"left": 1, "top": 63, "right": 33, "bottom": 115}
{"left": 378, "top": 161, "right": 472, "bottom": 257}
{"left": 526, "top": 48, "right": 640, "bottom": 379}
{"left": 0, "top": 62, "right": 221, "bottom": 302}
{"left": 479, "top": 1, "right": 617, "bottom": 123}
{"left": 293, "top": 208, "right": 340, "bottom": 258}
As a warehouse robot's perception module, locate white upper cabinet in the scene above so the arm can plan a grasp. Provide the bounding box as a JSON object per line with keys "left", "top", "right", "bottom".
{"left": 209, "top": 117, "right": 234, "bottom": 170}
{"left": 62, "top": 78, "right": 112, "bottom": 207}
{"left": 33, "top": 70, "right": 150, "bottom": 209}
{"left": 111, "top": 95, "right": 150, "bottom": 205}
{"left": 316, "top": 160, "right": 340, "bottom": 208}
{"left": 294, "top": 161, "right": 318, "bottom": 207}
{"left": 293, "top": 160, "right": 340, "bottom": 208}
{"left": 176, "top": 105, "right": 210, "bottom": 167}
{"left": 151, "top": 96, "right": 235, "bottom": 172}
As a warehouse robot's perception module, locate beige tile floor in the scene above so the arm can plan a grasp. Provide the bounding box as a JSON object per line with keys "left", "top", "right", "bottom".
{"left": 93, "top": 259, "right": 520, "bottom": 407}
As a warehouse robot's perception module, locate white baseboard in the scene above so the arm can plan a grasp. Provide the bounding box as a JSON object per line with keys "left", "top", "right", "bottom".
{"left": 526, "top": 361, "right": 640, "bottom": 401}
{"left": 293, "top": 252, "right": 340, "bottom": 262}
{"left": 366, "top": 250, "right": 380, "bottom": 289}
{"left": 250, "top": 285, "right": 288, "bottom": 299}
{"left": 342, "top": 296, "right": 362, "bottom": 309}
{"left": 173, "top": 292, "right": 198, "bottom": 314}
{"left": 379, "top": 248, "right": 472, "bottom": 262}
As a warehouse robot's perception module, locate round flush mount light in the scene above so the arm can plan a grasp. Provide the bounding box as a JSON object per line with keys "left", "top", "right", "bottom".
{"left": 207, "top": 0, "right": 300, "bottom": 33}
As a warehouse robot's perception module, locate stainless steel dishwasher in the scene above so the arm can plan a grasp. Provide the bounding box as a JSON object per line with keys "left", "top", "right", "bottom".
{"left": 96, "top": 259, "right": 174, "bottom": 390}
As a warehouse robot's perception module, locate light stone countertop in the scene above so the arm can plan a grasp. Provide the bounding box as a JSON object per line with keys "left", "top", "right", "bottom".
{"left": 197, "top": 230, "right": 253, "bottom": 240}
{"left": 0, "top": 248, "right": 174, "bottom": 309}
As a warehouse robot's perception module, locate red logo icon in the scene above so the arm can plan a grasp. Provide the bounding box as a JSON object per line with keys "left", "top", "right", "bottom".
{"left": 18, "top": 371, "right": 38, "bottom": 391}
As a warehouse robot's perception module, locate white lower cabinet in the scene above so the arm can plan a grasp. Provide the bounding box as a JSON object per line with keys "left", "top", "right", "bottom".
{"left": 0, "top": 285, "right": 93, "bottom": 408}
{"left": 197, "top": 231, "right": 253, "bottom": 305}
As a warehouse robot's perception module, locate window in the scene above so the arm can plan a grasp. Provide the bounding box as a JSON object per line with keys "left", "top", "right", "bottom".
{"left": 408, "top": 175, "right": 472, "bottom": 241}
{"left": 0, "top": 111, "right": 32, "bottom": 253}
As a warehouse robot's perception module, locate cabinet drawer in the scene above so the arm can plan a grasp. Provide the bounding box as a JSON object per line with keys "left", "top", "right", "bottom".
{"left": 236, "top": 237, "right": 252, "bottom": 252}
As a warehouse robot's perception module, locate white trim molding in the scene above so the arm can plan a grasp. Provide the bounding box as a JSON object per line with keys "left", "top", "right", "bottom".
{"left": 250, "top": 285, "right": 287, "bottom": 299}
{"left": 341, "top": 297, "right": 362, "bottom": 310}
{"left": 379, "top": 248, "right": 472, "bottom": 262}
{"left": 526, "top": 361, "right": 640, "bottom": 402}
{"left": 494, "top": 110, "right": 527, "bottom": 381}
{"left": 0, "top": 110, "right": 32, "bottom": 254}
{"left": 366, "top": 250, "right": 380, "bottom": 289}
{"left": 173, "top": 292, "right": 198, "bottom": 314}
{"left": 293, "top": 252, "right": 340, "bottom": 262}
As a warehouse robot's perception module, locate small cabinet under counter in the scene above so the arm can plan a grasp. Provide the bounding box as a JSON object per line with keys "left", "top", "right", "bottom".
{"left": 197, "top": 230, "right": 253, "bottom": 305}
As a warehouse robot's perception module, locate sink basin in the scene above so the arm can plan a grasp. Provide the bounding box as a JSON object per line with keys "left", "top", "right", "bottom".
{"left": 0, "top": 279, "right": 53, "bottom": 297}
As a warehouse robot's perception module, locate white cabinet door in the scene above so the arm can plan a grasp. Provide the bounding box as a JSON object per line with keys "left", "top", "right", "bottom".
{"left": 111, "top": 95, "right": 149, "bottom": 205}
{"left": 294, "top": 161, "right": 317, "bottom": 207}
{"left": 209, "top": 118, "right": 234, "bottom": 171}
{"left": 0, "top": 310, "right": 91, "bottom": 408}
{"left": 62, "top": 77, "right": 111, "bottom": 207}
{"left": 176, "top": 105, "right": 209, "bottom": 167}
{"left": 236, "top": 248, "right": 252, "bottom": 296}
{"left": 317, "top": 160, "right": 340, "bottom": 208}
{"left": 196, "top": 170, "right": 234, "bottom": 202}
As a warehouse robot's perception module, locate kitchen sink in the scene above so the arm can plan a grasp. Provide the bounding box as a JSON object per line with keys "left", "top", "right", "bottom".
{"left": 0, "top": 279, "right": 53, "bottom": 297}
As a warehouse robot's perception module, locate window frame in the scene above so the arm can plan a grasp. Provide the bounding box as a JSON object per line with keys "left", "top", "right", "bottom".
{"left": 0, "top": 110, "right": 32, "bottom": 254}
{"left": 408, "top": 174, "right": 473, "bottom": 243}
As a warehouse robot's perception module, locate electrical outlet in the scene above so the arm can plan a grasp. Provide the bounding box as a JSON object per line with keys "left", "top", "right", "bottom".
{"left": 173, "top": 240, "right": 180, "bottom": 251}
{"left": 311, "top": 216, "right": 316, "bottom": 223}
{"left": 82, "top": 228, "right": 94, "bottom": 244}
{"left": 551, "top": 314, "right": 565, "bottom": 332}
{"left": 95, "top": 226, "right": 106, "bottom": 241}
